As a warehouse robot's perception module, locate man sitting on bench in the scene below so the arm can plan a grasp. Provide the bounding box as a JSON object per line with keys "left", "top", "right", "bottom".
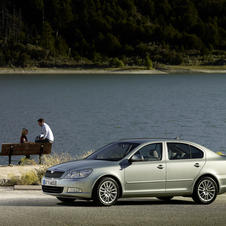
{"left": 35, "top": 118, "right": 54, "bottom": 143}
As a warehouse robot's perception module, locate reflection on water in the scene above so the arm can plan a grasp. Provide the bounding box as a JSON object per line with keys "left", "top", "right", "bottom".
{"left": 0, "top": 73, "right": 226, "bottom": 165}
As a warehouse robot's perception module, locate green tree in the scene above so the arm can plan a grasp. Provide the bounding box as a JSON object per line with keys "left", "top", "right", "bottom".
{"left": 105, "top": 33, "right": 121, "bottom": 55}
{"left": 18, "top": 53, "right": 30, "bottom": 67}
{"left": 157, "top": 0, "right": 171, "bottom": 18}
{"left": 40, "top": 21, "right": 55, "bottom": 51}
{"left": 55, "top": 36, "right": 69, "bottom": 56}
{"left": 182, "top": 32, "right": 203, "bottom": 50}
{"left": 203, "top": 20, "right": 220, "bottom": 48}
{"left": 145, "top": 55, "right": 153, "bottom": 69}
{"left": 0, "top": 51, "right": 5, "bottom": 66}
{"left": 31, "top": 0, "right": 44, "bottom": 11}
{"left": 51, "top": 0, "right": 73, "bottom": 29}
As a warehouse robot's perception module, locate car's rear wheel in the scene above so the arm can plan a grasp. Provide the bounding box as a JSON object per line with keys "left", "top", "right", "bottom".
{"left": 192, "top": 177, "right": 218, "bottom": 204}
{"left": 57, "top": 197, "right": 76, "bottom": 203}
{"left": 157, "top": 196, "right": 174, "bottom": 201}
{"left": 93, "top": 177, "right": 119, "bottom": 206}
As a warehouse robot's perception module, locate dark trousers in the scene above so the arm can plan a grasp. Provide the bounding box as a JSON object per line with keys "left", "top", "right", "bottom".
{"left": 35, "top": 139, "right": 52, "bottom": 143}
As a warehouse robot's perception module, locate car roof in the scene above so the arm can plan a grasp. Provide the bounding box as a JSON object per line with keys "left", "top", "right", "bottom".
{"left": 117, "top": 138, "right": 181, "bottom": 144}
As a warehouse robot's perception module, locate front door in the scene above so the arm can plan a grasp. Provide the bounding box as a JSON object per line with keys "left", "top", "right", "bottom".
{"left": 124, "top": 143, "right": 166, "bottom": 195}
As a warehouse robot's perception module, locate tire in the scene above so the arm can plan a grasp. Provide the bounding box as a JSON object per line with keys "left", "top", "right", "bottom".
{"left": 57, "top": 197, "right": 76, "bottom": 203}
{"left": 93, "top": 177, "right": 119, "bottom": 206}
{"left": 157, "top": 196, "right": 174, "bottom": 201}
{"left": 192, "top": 177, "right": 218, "bottom": 204}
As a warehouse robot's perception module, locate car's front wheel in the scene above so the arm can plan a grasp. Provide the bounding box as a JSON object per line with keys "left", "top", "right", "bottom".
{"left": 93, "top": 177, "right": 119, "bottom": 206}
{"left": 192, "top": 177, "right": 218, "bottom": 204}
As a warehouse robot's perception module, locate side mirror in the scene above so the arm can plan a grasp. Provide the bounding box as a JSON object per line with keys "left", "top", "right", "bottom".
{"left": 129, "top": 154, "right": 144, "bottom": 162}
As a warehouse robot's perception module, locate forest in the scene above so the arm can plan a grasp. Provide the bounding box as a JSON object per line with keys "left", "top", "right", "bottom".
{"left": 1, "top": 0, "right": 226, "bottom": 67}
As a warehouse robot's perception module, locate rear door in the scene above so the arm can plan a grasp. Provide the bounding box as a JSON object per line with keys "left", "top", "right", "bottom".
{"left": 166, "top": 142, "right": 205, "bottom": 192}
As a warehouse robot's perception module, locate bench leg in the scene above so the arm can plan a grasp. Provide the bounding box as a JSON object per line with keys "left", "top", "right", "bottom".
{"left": 39, "top": 144, "right": 44, "bottom": 164}
{"left": 9, "top": 146, "right": 13, "bottom": 165}
{"left": 9, "top": 155, "right": 11, "bottom": 165}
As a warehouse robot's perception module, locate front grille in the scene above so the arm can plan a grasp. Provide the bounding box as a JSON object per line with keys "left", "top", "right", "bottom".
{"left": 45, "top": 170, "right": 65, "bottom": 178}
{"left": 42, "top": 185, "right": 64, "bottom": 194}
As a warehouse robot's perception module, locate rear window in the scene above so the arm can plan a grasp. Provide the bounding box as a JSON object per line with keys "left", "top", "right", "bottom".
{"left": 190, "top": 145, "right": 204, "bottom": 158}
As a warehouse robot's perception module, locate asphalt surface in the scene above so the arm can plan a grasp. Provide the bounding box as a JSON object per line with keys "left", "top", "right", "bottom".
{"left": 0, "top": 186, "right": 226, "bottom": 226}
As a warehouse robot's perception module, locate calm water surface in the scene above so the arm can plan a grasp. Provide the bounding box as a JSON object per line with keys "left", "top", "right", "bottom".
{"left": 0, "top": 73, "right": 226, "bottom": 165}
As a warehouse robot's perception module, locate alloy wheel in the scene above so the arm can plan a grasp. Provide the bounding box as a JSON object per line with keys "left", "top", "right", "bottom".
{"left": 99, "top": 180, "right": 118, "bottom": 204}
{"left": 197, "top": 179, "right": 216, "bottom": 202}
{"left": 192, "top": 177, "right": 218, "bottom": 204}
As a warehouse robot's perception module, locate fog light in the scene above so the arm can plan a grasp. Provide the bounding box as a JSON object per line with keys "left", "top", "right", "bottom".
{"left": 67, "top": 187, "right": 82, "bottom": 193}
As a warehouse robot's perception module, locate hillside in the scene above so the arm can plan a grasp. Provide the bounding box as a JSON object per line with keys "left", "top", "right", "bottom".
{"left": 0, "top": 0, "right": 226, "bottom": 68}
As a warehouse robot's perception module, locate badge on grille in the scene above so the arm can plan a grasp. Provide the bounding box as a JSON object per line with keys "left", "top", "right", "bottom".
{"left": 51, "top": 171, "right": 54, "bottom": 174}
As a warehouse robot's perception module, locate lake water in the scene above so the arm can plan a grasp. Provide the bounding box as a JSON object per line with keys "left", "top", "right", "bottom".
{"left": 0, "top": 73, "right": 226, "bottom": 165}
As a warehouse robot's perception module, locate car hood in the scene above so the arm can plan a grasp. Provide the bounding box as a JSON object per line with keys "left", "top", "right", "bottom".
{"left": 47, "top": 159, "right": 117, "bottom": 172}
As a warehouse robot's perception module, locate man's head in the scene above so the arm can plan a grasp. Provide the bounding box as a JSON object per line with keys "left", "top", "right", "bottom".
{"left": 38, "top": 118, "right": 44, "bottom": 126}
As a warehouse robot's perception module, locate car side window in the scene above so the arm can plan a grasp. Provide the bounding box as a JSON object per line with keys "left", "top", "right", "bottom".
{"left": 168, "top": 143, "right": 204, "bottom": 160}
{"left": 190, "top": 145, "right": 204, "bottom": 158}
{"left": 135, "top": 143, "right": 162, "bottom": 161}
{"left": 168, "top": 143, "right": 190, "bottom": 160}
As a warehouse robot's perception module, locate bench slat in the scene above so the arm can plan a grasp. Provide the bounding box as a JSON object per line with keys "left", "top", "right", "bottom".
{"left": 1, "top": 143, "right": 52, "bottom": 156}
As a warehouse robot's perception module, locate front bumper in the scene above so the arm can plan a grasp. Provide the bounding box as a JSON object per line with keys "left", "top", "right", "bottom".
{"left": 41, "top": 176, "right": 95, "bottom": 199}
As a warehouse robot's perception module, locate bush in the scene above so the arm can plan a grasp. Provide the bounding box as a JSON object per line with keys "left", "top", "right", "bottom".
{"left": 8, "top": 170, "right": 39, "bottom": 185}
{"left": 20, "top": 156, "right": 36, "bottom": 165}
{"left": 8, "top": 151, "right": 93, "bottom": 185}
{"left": 134, "top": 58, "right": 142, "bottom": 66}
{"left": 21, "top": 170, "right": 40, "bottom": 185}
{"left": 110, "top": 58, "right": 117, "bottom": 66}
{"left": 171, "top": 54, "right": 184, "bottom": 65}
{"left": 118, "top": 55, "right": 127, "bottom": 64}
{"left": 115, "top": 57, "right": 124, "bottom": 67}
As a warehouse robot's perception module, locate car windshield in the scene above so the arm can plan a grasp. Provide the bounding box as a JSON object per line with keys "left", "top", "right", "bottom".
{"left": 86, "top": 142, "right": 140, "bottom": 161}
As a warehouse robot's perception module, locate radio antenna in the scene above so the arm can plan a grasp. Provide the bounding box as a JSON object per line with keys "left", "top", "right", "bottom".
{"left": 175, "top": 134, "right": 182, "bottom": 140}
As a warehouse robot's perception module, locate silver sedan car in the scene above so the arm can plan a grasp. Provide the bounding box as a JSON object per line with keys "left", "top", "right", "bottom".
{"left": 42, "top": 139, "right": 226, "bottom": 206}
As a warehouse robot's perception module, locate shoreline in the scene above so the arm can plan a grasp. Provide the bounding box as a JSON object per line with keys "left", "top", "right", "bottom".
{"left": 0, "top": 68, "right": 166, "bottom": 74}
{"left": 1, "top": 67, "right": 226, "bottom": 74}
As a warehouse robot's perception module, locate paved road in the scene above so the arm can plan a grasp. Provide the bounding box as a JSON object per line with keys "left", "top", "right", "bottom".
{"left": 0, "top": 186, "right": 226, "bottom": 226}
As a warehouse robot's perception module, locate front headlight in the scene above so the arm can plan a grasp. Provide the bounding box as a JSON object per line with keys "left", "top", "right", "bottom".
{"left": 64, "top": 169, "right": 93, "bottom": 179}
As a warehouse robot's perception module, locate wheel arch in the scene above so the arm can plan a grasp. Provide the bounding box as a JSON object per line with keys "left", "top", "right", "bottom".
{"left": 92, "top": 175, "right": 123, "bottom": 199}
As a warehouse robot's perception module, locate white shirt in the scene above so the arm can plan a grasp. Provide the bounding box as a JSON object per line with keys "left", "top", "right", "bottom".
{"left": 41, "top": 123, "right": 54, "bottom": 142}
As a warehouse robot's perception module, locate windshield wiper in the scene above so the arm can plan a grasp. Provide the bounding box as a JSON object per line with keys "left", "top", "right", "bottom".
{"left": 95, "top": 158, "right": 120, "bottom": 161}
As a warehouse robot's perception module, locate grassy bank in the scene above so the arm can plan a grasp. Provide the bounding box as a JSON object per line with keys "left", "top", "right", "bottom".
{"left": 158, "top": 65, "right": 226, "bottom": 71}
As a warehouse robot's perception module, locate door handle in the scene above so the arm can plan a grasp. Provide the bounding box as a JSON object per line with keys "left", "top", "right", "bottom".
{"left": 194, "top": 163, "right": 200, "bottom": 168}
{"left": 157, "top": 165, "right": 164, "bottom": 169}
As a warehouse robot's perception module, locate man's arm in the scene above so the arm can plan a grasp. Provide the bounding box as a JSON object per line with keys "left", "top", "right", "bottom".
{"left": 41, "top": 124, "right": 48, "bottom": 139}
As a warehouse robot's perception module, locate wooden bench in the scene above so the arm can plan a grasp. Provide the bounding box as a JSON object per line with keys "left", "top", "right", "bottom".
{"left": 1, "top": 143, "right": 52, "bottom": 165}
